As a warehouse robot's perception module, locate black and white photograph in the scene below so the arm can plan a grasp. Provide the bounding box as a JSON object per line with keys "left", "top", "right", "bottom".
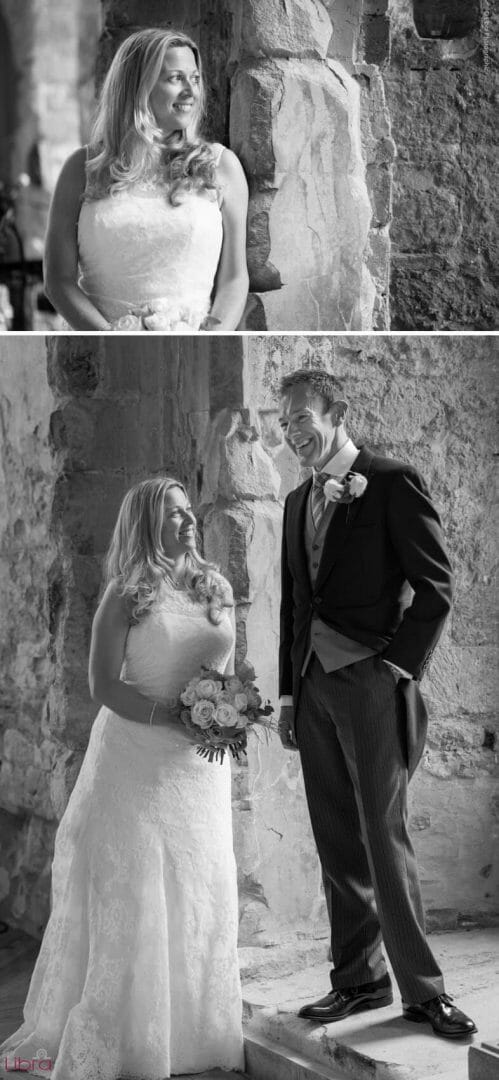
{"left": 0, "top": 3, "right": 498, "bottom": 1080}
{"left": 0, "top": 0, "right": 497, "bottom": 331}
{"left": 0, "top": 335, "right": 497, "bottom": 1080}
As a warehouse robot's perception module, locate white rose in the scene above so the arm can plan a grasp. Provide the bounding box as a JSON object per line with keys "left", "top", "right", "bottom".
{"left": 234, "top": 693, "right": 248, "bottom": 712}
{"left": 180, "top": 686, "right": 198, "bottom": 706}
{"left": 142, "top": 312, "right": 174, "bottom": 331}
{"left": 197, "top": 678, "right": 222, "bottom": 700}
{"left": 191, "top": 699, "right": 216, "bottom": 729}
{"left": 324, "top": 477, "right": 345, "bottom": 503}
{"left": 171, "top": 319, "right": 194, "bottom": 333}
{"left": 214, "top": 702, "right": 239, "bottom": 728}
{"left": 111, "top": 313, "right": 142, "bottom": 331}
{"left": 348, "top": 473, "right": 368, "bottom": 498}
{"left": 225, "top": 676, "right": 244, "bottom": 694}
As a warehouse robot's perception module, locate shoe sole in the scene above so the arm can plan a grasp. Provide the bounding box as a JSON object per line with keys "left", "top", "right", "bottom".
{"left": 403, "top": 1010, "right": 478, "bottom": 1038}
{"left": 299, "top": 992, "right": 394, "bottom": 1022}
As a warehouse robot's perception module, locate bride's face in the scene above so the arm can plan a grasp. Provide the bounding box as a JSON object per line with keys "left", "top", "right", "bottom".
{"left": 160, "top": 487, "right": 197, "bottom": 559}
{"left": 149, "top": 46, "right": 201, "bottom": 135}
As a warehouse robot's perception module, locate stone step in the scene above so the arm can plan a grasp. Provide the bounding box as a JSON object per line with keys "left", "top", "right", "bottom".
{"left": 242, "top": 929, "right": 499, "bottom": 1080}
{"left": 469, "top": 1043, "right": 499, "bottom": 1080}
{"left": 244, "top": 1030, "right": 350, "bottom": 1080}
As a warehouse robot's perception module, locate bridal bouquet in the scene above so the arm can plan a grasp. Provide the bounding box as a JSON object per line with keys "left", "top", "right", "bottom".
{"left": 179, "top": 667, "right": 274, "bottom": 763}
{"left": 110, "top": 302, "right": 221, "bottom": 332}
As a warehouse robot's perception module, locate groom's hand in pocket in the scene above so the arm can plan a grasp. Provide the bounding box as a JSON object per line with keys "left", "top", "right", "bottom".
{"left": 278, "top": 706, "right": 299, "bottom": 751}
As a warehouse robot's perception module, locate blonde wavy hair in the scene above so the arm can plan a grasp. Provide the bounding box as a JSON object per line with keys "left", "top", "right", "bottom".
{"left": 85, "top": 27, "right": 218, "bottom": 205}
{"left": 104, "top": 477, "right": 231, "bottom": 625}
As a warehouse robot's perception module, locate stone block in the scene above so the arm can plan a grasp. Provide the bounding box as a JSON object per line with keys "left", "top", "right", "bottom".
{"left": 363, "top": 13, "right": 390, "bottom": 65}
{"left": 244, "top": 1032, "right": 342, "bottom": 1080}
{"left": 231, "top": 57, "right": 375, "bottom": 330}
{"left": 469, "top": 1045, "right": 499, "bottom": 1080}
{"left": 391, "top": 181, "right": 462, "bottom": 253}
{"left": 234, "top": 0, "right": 332, "bottom": 60}
{"left": 200, "top": 408, "right": 281, "bottom": 504}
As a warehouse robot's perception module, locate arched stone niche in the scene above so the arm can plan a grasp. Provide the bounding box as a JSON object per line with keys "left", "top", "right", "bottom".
{"left": 412, "top": 0, "right": 481, "bottom": 40}
{"left": 98, "top": 0, "right": 395, "bottom": 330}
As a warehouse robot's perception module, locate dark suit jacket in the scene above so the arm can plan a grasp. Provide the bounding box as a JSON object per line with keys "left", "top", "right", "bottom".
{"left": 279, "top": 446, "right": 454, "bottom": 716}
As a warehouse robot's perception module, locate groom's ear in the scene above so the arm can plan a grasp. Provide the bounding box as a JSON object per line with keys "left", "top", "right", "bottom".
{"left": 329, "top": 399, "right": 348, "bottom": 425}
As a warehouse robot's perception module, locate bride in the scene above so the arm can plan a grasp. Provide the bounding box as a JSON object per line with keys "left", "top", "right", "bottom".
{"left": 43, "top": 28, "right": 249, "bottom": 331}
{"left": 0, "top": 477, "right": 245, "bottom": 1079}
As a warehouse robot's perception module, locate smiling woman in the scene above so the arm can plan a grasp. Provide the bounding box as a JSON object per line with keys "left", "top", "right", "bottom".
{"left": 149, "top": 47, "right": 202, "bottom": 134}
{"left": 43, "top": 27, "right": 249, "bottom": 332}
{"left": 0, "top": 474, "right": 244, "bottom": 1078}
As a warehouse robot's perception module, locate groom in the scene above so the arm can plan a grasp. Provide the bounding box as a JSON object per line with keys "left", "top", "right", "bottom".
{"left": 278, "top": 368, "right": 476, "bottom": 1039}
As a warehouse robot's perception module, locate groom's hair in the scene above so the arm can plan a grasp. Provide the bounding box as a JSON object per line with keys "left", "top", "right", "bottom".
{"left": 280, "top": 369, "right": 344, "bottom": 413}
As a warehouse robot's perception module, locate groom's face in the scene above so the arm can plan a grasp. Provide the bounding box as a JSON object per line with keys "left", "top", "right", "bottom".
{"left": 279, "top": 384, "right": 336, "bottom": 470}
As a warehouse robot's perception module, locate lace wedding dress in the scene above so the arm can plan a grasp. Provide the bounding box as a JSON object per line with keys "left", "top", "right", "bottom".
{"left": 77, "top": 143, "right": 225, "bottom": 330}
{"left": 0, "top": 580, "right": 244, "bottom": 1079}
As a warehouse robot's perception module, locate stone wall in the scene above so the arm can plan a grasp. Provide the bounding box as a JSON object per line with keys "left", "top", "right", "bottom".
{"left": 242, "top": 333, "right": 499, "bottom": 932}
{"left": 0, "top": 338, "right": 58, "bottom": 936}
{"left": 0, "top": 335, "right": 497, "bottom": 944}
{"left": 383, "top": 0, "right": 499, "bottom": 329}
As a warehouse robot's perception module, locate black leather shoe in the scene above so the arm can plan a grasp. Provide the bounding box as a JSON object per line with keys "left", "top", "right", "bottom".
{"left": 298, "top": 973, "right": 393, "bottom": 1021}
{"left": 402, "top": 994, "right": 477, "bottom": 1038}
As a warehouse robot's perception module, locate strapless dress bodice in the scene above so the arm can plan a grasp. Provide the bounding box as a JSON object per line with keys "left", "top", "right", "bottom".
{"left": 77, "top": 168, "right": 224, "bottom": 328}
{"left": 122, "top": 580, "right": 233, "bottom": 707}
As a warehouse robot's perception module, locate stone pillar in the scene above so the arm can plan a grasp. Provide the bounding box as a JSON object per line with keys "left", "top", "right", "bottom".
{"left": 98, "top": 0, "right": 394, "bottom": 330}
{"left": 0, "top": 339, "right": 58, "bottom": 936}
{"left": 200, "top": 404, "right": 325, "bottom": 942}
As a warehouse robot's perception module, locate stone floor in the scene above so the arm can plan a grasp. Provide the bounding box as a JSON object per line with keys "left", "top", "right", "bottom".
{"left": 242, "top": 928, "right": 499, "bottom": 1080}
{"left": 0, "top": 925, "right": 498, "bottom": 1079}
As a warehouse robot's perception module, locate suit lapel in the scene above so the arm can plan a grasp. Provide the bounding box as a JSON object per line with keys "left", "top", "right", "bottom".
{"left": 314, "top": 446, "right": 375, "bottom": 593}
{"left": 288, "top": 477, "right": 312, "bottom": 586}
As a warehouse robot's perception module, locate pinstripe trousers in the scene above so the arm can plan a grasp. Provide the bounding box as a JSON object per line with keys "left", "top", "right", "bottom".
{"left": 295, "top": 653, "right": 445, "bottom": 1004}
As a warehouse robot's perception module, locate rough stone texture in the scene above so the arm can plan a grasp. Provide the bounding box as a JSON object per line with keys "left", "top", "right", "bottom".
{"left": 469, "top": 1043, "right": 499, "bottom": 1080}
{"left": 0, "top": 339, "right": 58, "bottom": 936}
{"left": 383, "top": 0, "right": 499, "bottom": 329}
{"left": 0, "top": 335, "right": 497, "bottom": 944}
{"left": 232, "top": 57, "right": 375, "bottom": 330}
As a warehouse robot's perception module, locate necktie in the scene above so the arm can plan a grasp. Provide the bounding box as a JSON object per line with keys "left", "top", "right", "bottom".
{"left": 311, "top": 471, "right": 329, "bottom": 529}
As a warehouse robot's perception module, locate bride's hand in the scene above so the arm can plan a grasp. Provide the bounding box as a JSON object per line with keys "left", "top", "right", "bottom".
{"left": 153, "top": 703, "right": 200, "bottom": 744}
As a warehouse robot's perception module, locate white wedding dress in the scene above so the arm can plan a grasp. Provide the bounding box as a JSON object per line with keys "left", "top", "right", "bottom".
{"left": 77, "top": 144, "right": 225, "bottom": 330}
{"left": 0, "top": 580, "right": 244, "bottom": 1079}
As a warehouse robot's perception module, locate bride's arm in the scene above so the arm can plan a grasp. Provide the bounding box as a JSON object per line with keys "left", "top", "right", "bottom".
{"left": 44, "top": 148, "right": 112, "bottom": 330}
{"left": 204, "top": 149, "right": 249, "bottom": 331}
{"left": 223, "top": 603, "right": 237, "bottom": 678}
{"left": 88, "top": 581, "right": 184, "bottom": 731}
